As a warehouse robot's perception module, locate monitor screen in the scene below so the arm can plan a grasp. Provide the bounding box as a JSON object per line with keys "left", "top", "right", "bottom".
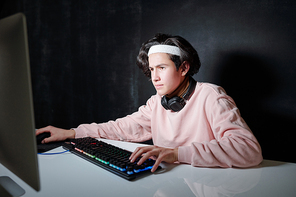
{"left": 0, "top": 13, "right": 40, "bottom": 196}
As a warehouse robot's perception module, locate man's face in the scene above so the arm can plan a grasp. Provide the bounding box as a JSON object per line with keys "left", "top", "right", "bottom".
{"left": 148, "top": 53, "right": 186, "bottom": 96}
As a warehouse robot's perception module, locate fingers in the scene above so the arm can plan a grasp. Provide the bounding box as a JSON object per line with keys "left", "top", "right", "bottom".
{"left": 137, "top": 148, "right": 158, "bottom": 165}
{"left": 129, "top": 146, "right": 178, "bottom": 172}
{"left": 129, "top": 146, "right": 154, "bottom": 163}
{"left": 129, "top": 146, "right": 159, "bottom": 172}
{"left": 42, "top": 135, "right": 55, "bottom": 144}
{"left": 35, "top": 126, "right": 52, "bottom": 144}
{"left": 151, "top": 157, "right": 162, "bottom": 172}
{"left": 35, "top": 126, "right": 51, "bottom": 136}
{"left": 139, "top": 149, "right": 162, "bottom": 172}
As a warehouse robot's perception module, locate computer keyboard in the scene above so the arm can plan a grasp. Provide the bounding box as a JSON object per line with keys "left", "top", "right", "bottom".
{"left": 62, "top": 137, "right": 161, "bottom": 180}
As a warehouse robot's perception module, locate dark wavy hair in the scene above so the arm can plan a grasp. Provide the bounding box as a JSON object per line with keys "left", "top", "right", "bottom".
{"left": 136, "top": 33, "right": 201, "bottom": 79}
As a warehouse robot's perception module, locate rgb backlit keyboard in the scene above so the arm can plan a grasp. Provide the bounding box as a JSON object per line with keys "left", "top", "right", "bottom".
{"left": 62, "top": 137, "right": 160, "bottom": 180}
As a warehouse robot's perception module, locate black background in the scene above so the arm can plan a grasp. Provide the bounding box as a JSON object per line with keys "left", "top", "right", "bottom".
{"left": 1, "top": 0, "right": 296, "bottom": 163}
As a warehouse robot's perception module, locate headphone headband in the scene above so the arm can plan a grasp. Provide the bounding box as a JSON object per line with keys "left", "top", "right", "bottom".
{"left": 182, "top": 77, "right": 196, "bottom": 100}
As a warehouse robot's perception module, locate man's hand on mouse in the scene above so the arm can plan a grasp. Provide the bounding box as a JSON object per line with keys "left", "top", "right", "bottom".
{"left": 36, "top": 126, "right": 75, "bottom": 143}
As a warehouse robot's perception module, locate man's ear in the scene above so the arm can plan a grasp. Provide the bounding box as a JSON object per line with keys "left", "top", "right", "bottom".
{"left": 181, "top": 61, "right": 190, "bottom": 76}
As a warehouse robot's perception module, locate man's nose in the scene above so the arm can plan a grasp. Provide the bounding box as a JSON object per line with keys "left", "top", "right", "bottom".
{"left": 151, "top": 70, "right": 160, "bottom": 82}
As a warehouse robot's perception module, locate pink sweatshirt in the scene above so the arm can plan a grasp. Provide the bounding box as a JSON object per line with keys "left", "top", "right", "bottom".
{"left": 74, "top": 82, "right": 263, "bottom": 168}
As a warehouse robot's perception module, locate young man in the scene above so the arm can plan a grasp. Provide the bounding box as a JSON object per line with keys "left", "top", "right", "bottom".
{"left": 36, "top": 33, "right": 263, "bottom": 172}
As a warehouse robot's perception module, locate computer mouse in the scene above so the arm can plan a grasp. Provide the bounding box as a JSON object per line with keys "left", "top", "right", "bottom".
{"left": 36, "top": 132, "right": 51, "bottom": 144}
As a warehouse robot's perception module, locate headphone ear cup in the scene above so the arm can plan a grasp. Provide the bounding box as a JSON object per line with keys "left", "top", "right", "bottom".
{"left": 161, "top": 96, "right": 170, "bottom": 110}
{"left": 167, "top": 97, "right": 185, "bottom": 112}
{"left": 162, "top": 95, "right": 186, "bottom": 112}
{"left": 160, "top": 77, "right": 196, "bottom": 112}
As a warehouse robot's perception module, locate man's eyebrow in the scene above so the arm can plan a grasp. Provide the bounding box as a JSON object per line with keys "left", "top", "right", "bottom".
{"left": 149, "top": 64, "right": 168, "bottom": 68}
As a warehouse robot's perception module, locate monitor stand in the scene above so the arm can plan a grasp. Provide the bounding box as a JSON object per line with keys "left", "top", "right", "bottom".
{"left": 0, "top": 176, "right": 25, "bottom": 197}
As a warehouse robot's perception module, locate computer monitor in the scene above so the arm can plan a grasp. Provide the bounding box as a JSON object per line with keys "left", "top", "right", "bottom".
{"left": 0, "top": 13, "right": 40, "bottom": 196}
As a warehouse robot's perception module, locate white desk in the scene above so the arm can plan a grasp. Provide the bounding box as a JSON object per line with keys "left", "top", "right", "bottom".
{"left": 1, "top": 139, "right": 296, "bottom": 197}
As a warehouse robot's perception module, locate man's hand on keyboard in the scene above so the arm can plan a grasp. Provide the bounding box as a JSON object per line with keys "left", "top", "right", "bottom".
{"left": 129, "top": 145, "right": 178, "bottom": 172}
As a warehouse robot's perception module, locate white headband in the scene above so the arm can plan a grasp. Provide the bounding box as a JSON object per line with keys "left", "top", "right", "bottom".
{"left": 148, "top": 45, "right": 181, "bottom": 56}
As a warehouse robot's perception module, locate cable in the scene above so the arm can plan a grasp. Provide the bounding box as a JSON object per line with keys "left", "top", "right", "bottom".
{"left": 38, "top": 149, "right": 70, "bottom": 155}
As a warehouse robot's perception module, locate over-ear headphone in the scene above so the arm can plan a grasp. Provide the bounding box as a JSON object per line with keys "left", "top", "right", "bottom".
{"left": 161, "top": 77, "right": 197, "bottom": 112}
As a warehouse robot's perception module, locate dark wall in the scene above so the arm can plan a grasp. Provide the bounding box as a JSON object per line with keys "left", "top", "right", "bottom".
{"left": 1, "top": 0, "right": 296, "bottom": 163}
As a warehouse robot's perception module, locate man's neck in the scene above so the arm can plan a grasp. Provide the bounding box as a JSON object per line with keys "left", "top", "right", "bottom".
{"left": 166, "top": 76, "right": 190, "bottom": 99}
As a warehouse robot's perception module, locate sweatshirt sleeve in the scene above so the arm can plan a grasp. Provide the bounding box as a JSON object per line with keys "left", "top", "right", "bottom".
{"left": 73, "top": 98, "right": 154, "bottom": 142}
{"left": 178, "top": 87, "right": 263, "bottom": 168}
